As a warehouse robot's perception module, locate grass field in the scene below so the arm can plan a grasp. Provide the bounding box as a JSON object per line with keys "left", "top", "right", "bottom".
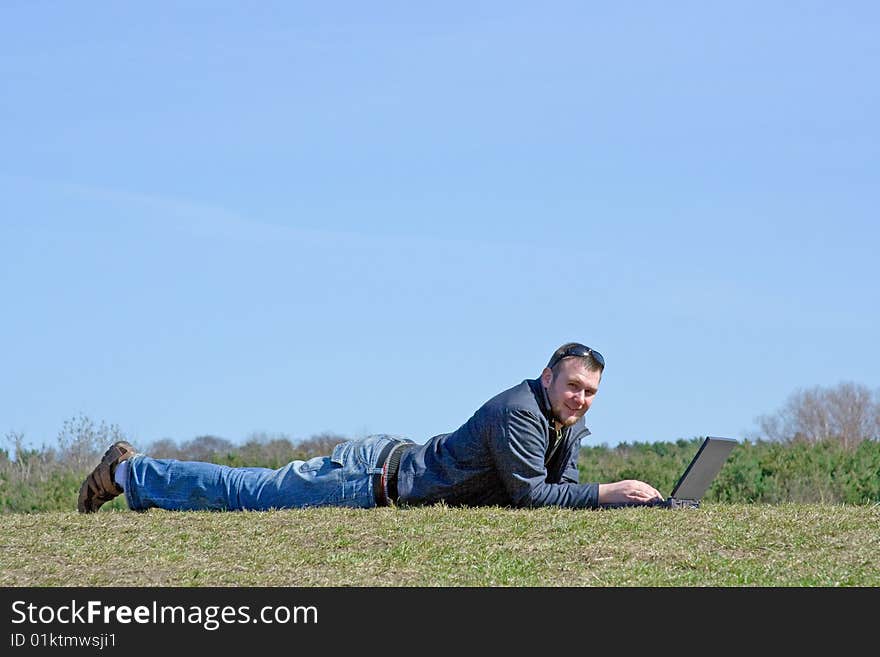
{"left": 2, "top": 503, "right": 878, "bottom": 586}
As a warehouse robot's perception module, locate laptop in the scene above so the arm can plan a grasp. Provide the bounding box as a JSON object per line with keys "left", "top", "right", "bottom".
{"left": 599, "top": 436, "right": 737, "bottom": 509}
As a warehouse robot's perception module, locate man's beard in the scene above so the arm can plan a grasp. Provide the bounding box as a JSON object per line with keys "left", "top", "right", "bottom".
{"left": 552, "top": 402, "right": 582, "bottom": 427}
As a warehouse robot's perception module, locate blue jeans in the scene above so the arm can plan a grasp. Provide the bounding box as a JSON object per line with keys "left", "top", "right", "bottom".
{"left": 123, "top": 434, "right": 410, "bottom": 511}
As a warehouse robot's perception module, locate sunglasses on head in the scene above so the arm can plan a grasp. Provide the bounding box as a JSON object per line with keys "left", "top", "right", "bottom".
{"left": 547, "top": 344, "right": 605, "bottom": 370}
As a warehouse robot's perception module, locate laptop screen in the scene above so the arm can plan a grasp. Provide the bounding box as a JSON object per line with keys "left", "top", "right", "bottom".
{"left": 671, "top": 437, "right": 737, "bottom": 500}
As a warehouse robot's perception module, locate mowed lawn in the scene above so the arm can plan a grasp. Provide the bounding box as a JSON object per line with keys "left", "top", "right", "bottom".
{"left": 2, "top": 503, "right": 878, "bottom": 586}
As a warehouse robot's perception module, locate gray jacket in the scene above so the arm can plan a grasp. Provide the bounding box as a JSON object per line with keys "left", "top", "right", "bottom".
{"left": 396, "top": 378, "right": 599, "bottom": 508}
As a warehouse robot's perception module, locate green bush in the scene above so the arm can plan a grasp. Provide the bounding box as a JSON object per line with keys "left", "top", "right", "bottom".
{"left": 579, "top": 437, "right": 880, "bottom": 504}
{"left": 3, "top": 418, "right": 879, "bottom": 513}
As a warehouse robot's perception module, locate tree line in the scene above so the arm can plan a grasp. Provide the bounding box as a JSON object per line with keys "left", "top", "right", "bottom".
{"left": 2, "top": 382, "right": 878, "bottom": 513}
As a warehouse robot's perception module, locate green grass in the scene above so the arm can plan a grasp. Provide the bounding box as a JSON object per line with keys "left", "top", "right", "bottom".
{"left": 2, "top": 503, "right": 878, "bottom": 586}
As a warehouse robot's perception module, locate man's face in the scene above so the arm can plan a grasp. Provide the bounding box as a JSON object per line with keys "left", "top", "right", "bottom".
{"left": 540, "top": 358, "right": 601, "bottom": 428}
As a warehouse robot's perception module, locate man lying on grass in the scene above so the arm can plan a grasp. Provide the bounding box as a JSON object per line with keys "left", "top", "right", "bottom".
{"left": 78, "top": 342, "right": 664, "bottom": 513}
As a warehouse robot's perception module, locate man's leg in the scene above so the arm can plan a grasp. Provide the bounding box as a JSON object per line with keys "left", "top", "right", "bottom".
{"left": 122, "top": 434, "right": 409, "bottom": 511}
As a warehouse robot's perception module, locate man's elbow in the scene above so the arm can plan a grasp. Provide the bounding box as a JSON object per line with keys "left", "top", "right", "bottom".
{"left": 510, "top": 484, "right": 555, "bottom": 508}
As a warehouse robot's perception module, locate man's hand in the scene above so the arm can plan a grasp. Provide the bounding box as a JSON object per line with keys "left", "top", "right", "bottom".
{"left": 597, "top": 479, "right": 664, "bottom": 505}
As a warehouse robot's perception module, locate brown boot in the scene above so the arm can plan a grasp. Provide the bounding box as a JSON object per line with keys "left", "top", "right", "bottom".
{"left": 77, "top": 441, "right": 137, "bottom": 513}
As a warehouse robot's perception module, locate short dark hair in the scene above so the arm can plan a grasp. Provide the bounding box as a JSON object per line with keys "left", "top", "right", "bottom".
{"left": 547, "top": 342, "right": 605, "bottom": 374}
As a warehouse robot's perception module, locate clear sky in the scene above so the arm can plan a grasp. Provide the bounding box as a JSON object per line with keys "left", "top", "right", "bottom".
{"left": 2, "top": 2, "right": 878, "bottom": 452}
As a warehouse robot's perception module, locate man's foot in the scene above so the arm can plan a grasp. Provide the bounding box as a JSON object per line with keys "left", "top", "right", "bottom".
{"left": 77, "top": 441, "right": 137, "bottom": 513}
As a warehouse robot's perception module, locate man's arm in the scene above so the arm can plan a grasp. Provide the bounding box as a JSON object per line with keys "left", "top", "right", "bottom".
{"left": 488, "top": 407, "right": 599, "bottom": 508}
{"left": 489, "top": 408, "right": 664, "bottom": 507}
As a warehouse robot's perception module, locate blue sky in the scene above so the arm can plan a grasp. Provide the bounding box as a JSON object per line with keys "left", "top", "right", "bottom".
{"left": 2, "top": 2, "right": 878, "bottom": 452}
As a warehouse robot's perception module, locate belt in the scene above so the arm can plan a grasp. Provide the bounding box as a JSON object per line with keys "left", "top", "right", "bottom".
{"left": 373, "top": 441, "right": 412, "bottom": 507}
